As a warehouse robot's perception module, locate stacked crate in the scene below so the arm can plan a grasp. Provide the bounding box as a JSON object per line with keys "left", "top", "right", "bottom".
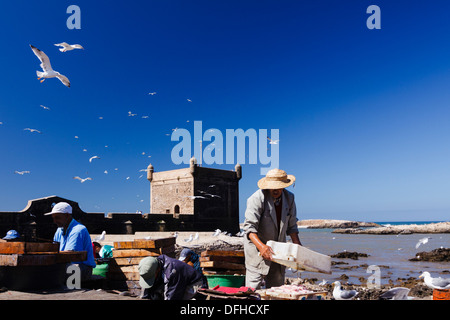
{"left": 200, "top": 250, "right": 245, "bottom": 275}
{"left": 106, "top": 237, "right": 176, "bottom": 295}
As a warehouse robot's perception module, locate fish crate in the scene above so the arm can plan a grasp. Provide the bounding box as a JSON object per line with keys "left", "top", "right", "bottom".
{"left": 200, "top": 249, "right": 246, "bottom": 287}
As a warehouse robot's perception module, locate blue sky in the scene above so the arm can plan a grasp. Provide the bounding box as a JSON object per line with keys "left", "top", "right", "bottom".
{"left": 0, "top": 1, "right": 449, "bottom": 222}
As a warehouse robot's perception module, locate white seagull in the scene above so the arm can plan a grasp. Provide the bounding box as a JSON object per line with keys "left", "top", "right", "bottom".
{"left": 415, "top": 237, "right": 432, "bottom": 249}
{"left": 193, "top": 232, "right": 199, "bottom": 241}
{"left": 40, "top": 105, "right": 50, "bottom": 110}
{"left": 379, "top": 287, "right": 412, "bottom": 300}
{"left": 89, "top": 156, "right": 100, "bottom": 163}
{"left": 24, "top": 128, "right": 42, "bottom": 134}
{"left": 332, "top": 281, "right": 358, "bottom": 300}
{"left": 212, "top": 229, "right": 221, "bottom": 237}
{"left": 14, "top": 170, "right": 30, "bottom": 175}
{"left": 30, "top": 45, "right": 70, "bottom": 87}
{"left": 148, "top": 92, "right": 157, "bottom": 95}
{"left": 93, "top": 231, "right": 106, "bottom": 242}
{"left": 267, "top": 137, "right": 279, "bottom": 144}
{"left": 419, "top": 272, "right": 450, "bottom": 290}
{"left": 54, "top": 42, "right": 84, "bottom": 52}
{"left": 184, "top": 234, "right": 193, "bottom": 243}
{"left": 73, "top": 176, "right": 92, "bottom": 183}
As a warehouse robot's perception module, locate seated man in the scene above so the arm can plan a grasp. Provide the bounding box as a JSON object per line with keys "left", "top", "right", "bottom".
{"left": 45, "top": 202, "right": 96, "bottom": 282}
{"left": 139, "top": 254, "right": 206, "bottom": 300}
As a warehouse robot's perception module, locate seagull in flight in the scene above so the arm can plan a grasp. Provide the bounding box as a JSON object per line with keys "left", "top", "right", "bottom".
{"left": 128, "top": 111, "right": 137, "bottom": 117}
{"left": 54, "top": 42, "right": 84, "bottom": 52}
{"left": 73, "top": 176, "right": 92, "bottom": 183}
{"left": 415, "top": 237, "right": 431, "bottom": 249}
{"left": 148, "top": 92, "right": 157, "bottom": 95}
{"left": 40, "top": 105, "right": 50, "bottom": 110}
{"left": 267, "top": 137, "right": 279, "bottom": 144}
{"left": 30, "top": 45, "right": 70, "bottom": 87}
{"left": 187, "top": 99, "right": 192, "bottom": 102}
{"left": 14, "top": 170, "right": 30, "bottom": 175}
{"left": 89, "top": 156, "right": 100, "bottom": 163}
{"left": 24, "top": 128, "right": 42, "bottom": 134}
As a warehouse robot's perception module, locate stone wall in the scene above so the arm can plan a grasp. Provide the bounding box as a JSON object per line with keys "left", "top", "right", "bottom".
{"left": 0, "top": 195, "right": 229, "bottom": 241}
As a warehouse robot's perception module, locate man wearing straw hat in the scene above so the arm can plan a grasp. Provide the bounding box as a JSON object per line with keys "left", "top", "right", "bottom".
{"left": 243, "top": 168, "right": 301, "bottom": 289}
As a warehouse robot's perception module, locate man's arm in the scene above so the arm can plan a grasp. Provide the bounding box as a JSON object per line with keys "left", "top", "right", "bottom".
{"left": 248, "top": 232, "right": 274, "bottom": 261}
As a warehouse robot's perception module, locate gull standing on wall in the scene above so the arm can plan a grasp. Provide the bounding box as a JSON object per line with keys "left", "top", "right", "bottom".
{"left": 30, "top": 45, "right": 70, "bottom": 87}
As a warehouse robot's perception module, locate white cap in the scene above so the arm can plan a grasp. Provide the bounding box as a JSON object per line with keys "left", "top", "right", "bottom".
{"left": 44, "top": 202, "right": 72, "bottom": 215}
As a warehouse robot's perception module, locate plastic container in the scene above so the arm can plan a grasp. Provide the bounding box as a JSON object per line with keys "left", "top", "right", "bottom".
{"left": 266, "top": 240, "right": 331, "bottom": 274}
{"left": 433, "top": 289, "right": 450, "bottom": 300}
{"left": 92, "top": 263, "right": 109, "bottom": 278}
{"left": 205, "top": 275, "right": 245, "bottom": 288}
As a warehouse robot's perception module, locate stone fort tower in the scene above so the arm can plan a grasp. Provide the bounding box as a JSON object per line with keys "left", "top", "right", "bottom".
{"left": 147, "top": 158, "right": 242, "bottom": 233}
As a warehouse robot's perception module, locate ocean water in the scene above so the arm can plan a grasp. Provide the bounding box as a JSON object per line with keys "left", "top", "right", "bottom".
{"left": 286, "top": 221, "right": 450, "bottom": 285}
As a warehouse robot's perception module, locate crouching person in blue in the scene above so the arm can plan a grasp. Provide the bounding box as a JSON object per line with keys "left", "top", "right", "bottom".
{"left": 138, "top": 254, "right": 206, "bottom": 300}
{"left": 45, "top": 202, "right": 96, "bottom": 282}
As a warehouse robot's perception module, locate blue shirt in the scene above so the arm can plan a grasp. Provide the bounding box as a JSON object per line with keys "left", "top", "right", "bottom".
{"left": 53, "top": 218, "right": 96, "bottom": 268}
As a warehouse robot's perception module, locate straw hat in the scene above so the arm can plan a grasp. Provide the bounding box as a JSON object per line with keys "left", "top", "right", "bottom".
{"left": 257, "top": 169, "right": 295, "bottom": 189}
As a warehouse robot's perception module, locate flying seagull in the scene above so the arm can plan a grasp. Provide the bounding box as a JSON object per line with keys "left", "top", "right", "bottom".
{"left": 54, "top": 42, "right": 84, "bottom": 52}
{"left": 30, "top": 45, "right": 70, "bottom": 87}
{"left": 89, "top": 156, "right": 100, "bottom": 163}
{"left": 419, "top": 272, "right": 450, "bottom": 290}
{"left": 267, "top": 137, "right": 279, "bottom": 144}
{"left": 332, "top": 281, "right": 358, "bottom": 300}
{"left": 415, "top": 237, "right": 431, "bottom": 249}
{"left": 14, "top": 170, "right": 30, "bottom": 175}
{"left": 73, "top": 176, "right": 92, "bottom": 183}
{"left": 40, "top": 105, "right": 50, "bottom": 110}
{"left": 24, "top": 128, "right": 42, "bottom": 134}
{"left": 148, "top": 92, "right": 157, "bottom": 95}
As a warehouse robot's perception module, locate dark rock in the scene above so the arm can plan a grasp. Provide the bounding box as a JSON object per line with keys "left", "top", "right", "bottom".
{"left": 409, "top": 248, "right": 450, "bottom": 262}
{"left": 331, "top": 251, "right": 369, "bottom": 260}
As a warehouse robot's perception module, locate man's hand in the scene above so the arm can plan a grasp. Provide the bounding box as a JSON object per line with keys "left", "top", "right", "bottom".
{"left": 248, "top": 233, "right": 275, "bottom": 261}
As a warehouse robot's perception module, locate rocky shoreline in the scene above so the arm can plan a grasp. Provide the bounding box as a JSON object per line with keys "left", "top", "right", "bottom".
{"left": 296, "top": 219, "right": 450, "bottom": 234}
{"left": 332, "top": 221, "right": 450, "bottom": 234}
{"left": 297, "top": 219, "right": 381, "bottom": 229}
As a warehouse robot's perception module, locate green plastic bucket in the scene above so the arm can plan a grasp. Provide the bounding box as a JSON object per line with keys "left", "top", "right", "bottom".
{"left": 92, "top": 263, "right": 109, "bottom": 278}
{"left": 205, "top": 275, "right": 245, "bottom": 288}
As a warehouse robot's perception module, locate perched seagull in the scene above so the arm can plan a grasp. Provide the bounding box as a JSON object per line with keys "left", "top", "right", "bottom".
{"left": 54, "top": 42, "right": 84, "bottom": 52}
{"left": 40, "top": 105, "right": 50, "bottom": 110}
{"left": 184, "top": 234, "right": 193, "bottom": 243}
{"left": 415, "top": 237, "right": 432, "bottom": 249}
{"left": 172, "top": 232, "right": 178, "bottom": 238}
{"left": 235, "top": 230, "right": 245, "bottom": 237}
{"left": 89, "top": 156, "right": 100, "bottom": 163}
{"left": 212, "top": 229, "right": 221, "bottom": 237}
{"left": 380, "top": 287, "right": 412, "bottom": 300}
{"left": 24, "top": 128, "right": 42, "bottom": 134}
{"left": 319, "top": 279, "right": 328, "bottom": 286}
{"left": 93, "top": 231, "right": 106, "bottom": 242}
{"left": 193, "top": 232, "right": 199, "bottom": 241}
{"left": 419, "top": 272, "right": 450, "bottom": 290}
{"left": 30, "top": 45, "right": 70, "bottom": 87}
{"left": 332, "top": 281, "right": 358, "bottom": 300}
{"left": 73, "top": 176, "right": 92, "bottom": 183}
{"left": 267, "top": 137, "right": 279, "bottom": 144}
{"left": 14, "top": 170, "right": 30, "bottom": 175}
